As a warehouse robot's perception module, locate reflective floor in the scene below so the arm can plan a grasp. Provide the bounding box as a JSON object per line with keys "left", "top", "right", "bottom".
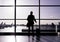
{"left": 0, "top": 26, "right": 60, "bottom": 42}
{"left": 0, "top": 36, "right": 60, "bottom": 42}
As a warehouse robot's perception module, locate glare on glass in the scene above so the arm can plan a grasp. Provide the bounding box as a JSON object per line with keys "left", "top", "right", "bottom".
{"left": 0, "top": 0, "right": 14, "bottom": 5}
{"left": 17, "top": 0, "right": 39, "bottom": 5}
{"left": 0, "top": 7, "right": 14, "bottom": 19}
{"left": 16, "top": 7, "right": 39, "bottom": 19}
{"left": 40, "top": 20, "right": 60, "bottom": 25}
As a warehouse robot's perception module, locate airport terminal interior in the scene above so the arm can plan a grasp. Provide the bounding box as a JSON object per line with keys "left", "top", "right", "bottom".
{"left": 0, "top": 0, "right": 60, "bottom": 42}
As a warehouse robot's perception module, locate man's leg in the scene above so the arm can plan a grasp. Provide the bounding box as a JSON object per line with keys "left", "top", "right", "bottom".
{"left": 28, "top": 26, "right": 30, "bottom": 36}
{"left": 32, "top": 26, "right": 33, "bottom": 33}
{"left": 28, "top": 26, "right": 30, "bottom": 42}
{"left": 32, "top": 25, "right": 34, "bottom": 42}
{"left": 32, "top": 25, "right": 34, "bottom": 34}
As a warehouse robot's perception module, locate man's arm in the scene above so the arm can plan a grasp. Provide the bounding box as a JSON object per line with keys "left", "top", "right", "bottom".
{"left": 27, "top": 15, "right": 29, "bottom": 21}
{"left": 33, "top": 16, "right": 37, "bottom": 23}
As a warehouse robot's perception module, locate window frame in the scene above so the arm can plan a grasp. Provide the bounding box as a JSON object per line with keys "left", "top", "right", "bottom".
{"left": 0, "top": 0, "right": 59, "bottom": 36}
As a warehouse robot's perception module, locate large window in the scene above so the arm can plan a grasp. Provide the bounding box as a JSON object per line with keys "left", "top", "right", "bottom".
{"left": 0, "top": 0, "right": 60, "bottom": 42}
{"left": 0, "top": 0, "right": 39, "bottom": 42}
{"left": 0, "top": 0, "right": 14, "bottom": 33}
{"left": 40, "top": 0, "right": 60, "bottom": 32}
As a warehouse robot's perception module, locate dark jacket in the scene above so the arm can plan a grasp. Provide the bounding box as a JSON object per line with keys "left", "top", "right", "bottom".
{"left": 27, "top": 15, "right": 36, "bottom": 27}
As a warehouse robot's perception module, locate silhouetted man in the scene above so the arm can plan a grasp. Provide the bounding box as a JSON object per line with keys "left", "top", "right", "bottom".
{"left": 27, "top": 11, "right": 37, "bottom": 34}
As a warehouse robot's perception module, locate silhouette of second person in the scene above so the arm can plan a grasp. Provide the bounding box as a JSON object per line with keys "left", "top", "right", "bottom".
{"left": 27, "top": 11, "right": 37, "bottom": 33}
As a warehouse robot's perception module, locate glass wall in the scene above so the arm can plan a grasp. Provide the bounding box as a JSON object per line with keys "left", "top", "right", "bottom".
{"left": 0, "top": 0, "right": 14, "bottom": 32}
{"left": 40, "top": 0, "right": 60, "bottom": 32}
{"left": 0, "top": 0, "right": 60, "bottom": 42}
{"left": 16, "top": 0, "right": 39, "bottom": 33}
{"left": 41, "top": 7, "right": 60, "bottom": 19}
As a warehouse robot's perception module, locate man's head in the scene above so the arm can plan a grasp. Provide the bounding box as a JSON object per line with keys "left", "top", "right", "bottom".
{"left": 30, "top": 11, "right": 33, "bottom": 15}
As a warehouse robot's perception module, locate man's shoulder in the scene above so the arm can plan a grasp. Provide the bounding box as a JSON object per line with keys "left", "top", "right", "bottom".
{"left": 28, "top": 15, "right": 34, "bottom": 17}
{"left": 32, "top": 15, "right": 34, "bottom": 17}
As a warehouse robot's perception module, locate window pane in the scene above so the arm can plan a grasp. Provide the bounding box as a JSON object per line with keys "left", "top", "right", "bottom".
{"left": 0, "top": 7, "right": 14, "bottom": 19}
{"left": 40, "top": 20, "right": 60, "bottom": 25}
{"left": 0, "top": 20, "right": 14, "bottom": 32}
{"left": 40, "top": 20, "right": 60, "bottom": 31}
{"left": 40, "top": 0, "right": 60, "bottom": 5}
{"left": 41, "top": 7, "right": 60, "bottom": 19}
{"left": 16, "top": 7, "right": 39, "bottom": 19}
{"left": 0, "top": 0, "right": 14, "bottom": 5}
{"left": 16, "top": 20, "right": 39, "bottom": 32}
{"left": 17, "top": 0, "right": 39, "bottom": 5}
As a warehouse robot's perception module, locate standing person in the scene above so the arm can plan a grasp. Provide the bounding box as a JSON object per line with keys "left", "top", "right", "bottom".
{"left": 27, "top": 11, "right": 37, "bottom": 34}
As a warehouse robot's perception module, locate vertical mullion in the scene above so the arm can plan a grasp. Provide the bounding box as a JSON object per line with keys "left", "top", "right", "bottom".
{"left": 14, "top": 0, "right": 16, "bottom": 42}
{"left": 39, "top": 0, "right": 40, "bottom": 41}
{"left": 14, "top": 0, "right": 16, "bottom": 36}
{"left": 39, "top": 0, "right": 40, "bottom": 30}
{"left": 39, "top": 0, "right": 40, "bottom": 40}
